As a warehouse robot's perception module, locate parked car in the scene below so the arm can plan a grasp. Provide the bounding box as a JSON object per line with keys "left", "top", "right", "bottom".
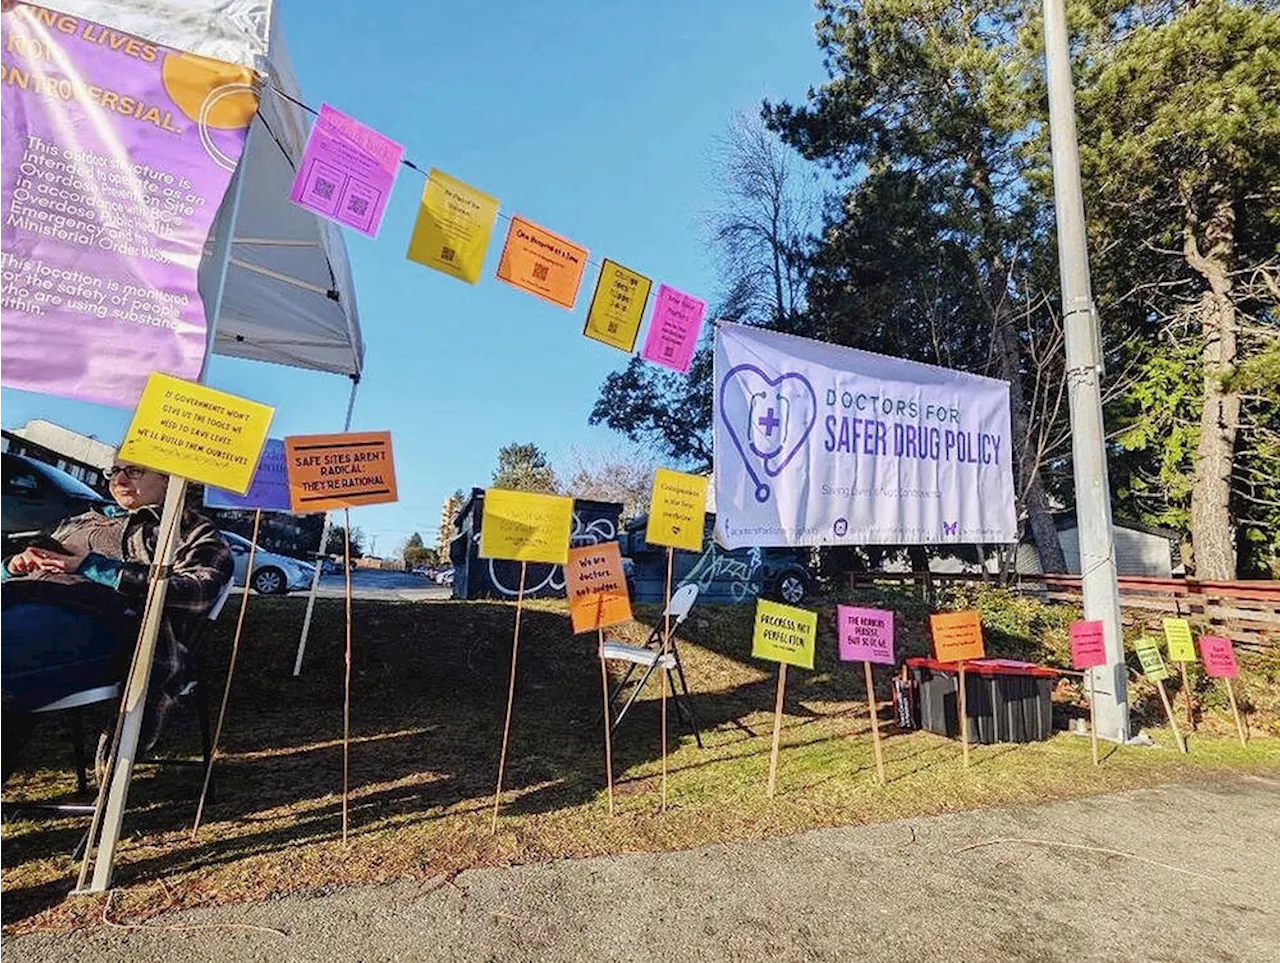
{"left": 435, "top": 567, "right": 455, "bottom": 586}
{"left": 221, "top": 530, "right": 315, "bottom": 595}
{"left": 1, "top": 452, "right": 109, "bottom": 554}
{"left": 411, "top": 564, "right": 433, "bottom": 577}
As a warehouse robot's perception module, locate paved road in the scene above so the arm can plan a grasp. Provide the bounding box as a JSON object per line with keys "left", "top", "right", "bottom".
{"left": 12, "top": 775, "right": 1280, "bottom": 962}
{"left": 237, "top": 570, "right": 452, "bottom": 602}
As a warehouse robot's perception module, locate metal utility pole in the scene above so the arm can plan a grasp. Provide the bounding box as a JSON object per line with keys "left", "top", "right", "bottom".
{"left": 1042, "top": 0, "right": 1129, "bottom": 741}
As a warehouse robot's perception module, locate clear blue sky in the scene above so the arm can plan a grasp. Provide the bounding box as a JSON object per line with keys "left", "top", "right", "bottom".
{"left": 1, "top": 0, "right": 824, "bottom": 555}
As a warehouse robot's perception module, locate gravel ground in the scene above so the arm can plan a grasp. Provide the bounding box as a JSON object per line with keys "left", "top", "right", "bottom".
{"left": 10, "top": 774, "right": 1279, "bottom": 962}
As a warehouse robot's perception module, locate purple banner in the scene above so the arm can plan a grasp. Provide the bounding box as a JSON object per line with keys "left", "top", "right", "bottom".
{"left": 289, "top": 103, "right": 402, "bottom": 238}
{"left": 203, "top": 438, "right": 290, "bottom": 511}
{"left": 0, "top": 4, "right": 256, "bottom": 409}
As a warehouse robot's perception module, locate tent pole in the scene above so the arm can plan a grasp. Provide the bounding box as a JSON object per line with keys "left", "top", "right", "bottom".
{"left": 293, "top": 374, "right": 360, "bottom": 676}
{"left": 78, "top": 123, "right": 254, "bottom": 894}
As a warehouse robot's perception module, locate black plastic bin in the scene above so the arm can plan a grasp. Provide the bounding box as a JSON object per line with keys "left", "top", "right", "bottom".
{"left": 905, "top": 658, "right": 1058, "bottom": 744}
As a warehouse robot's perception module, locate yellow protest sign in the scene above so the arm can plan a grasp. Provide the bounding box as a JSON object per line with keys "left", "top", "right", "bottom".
{"left": 119, "top": 373, "right": 273, "bottom": 494}
{"left": 1162, "top": 618, "right": 1197, "bottom": 663}
{"left": 1134, "top": 636, "right": 1170, "bottom": 681}
{"left": 406, "top": 168, "right": 500, "bottom": 284}
{"left": 645, "top": 468, "right": 708, "bottom": 552}
{"left": 583, "top": 259, "right": 652, "bottom": 353}
{"left": 479, "top": 488, "right": 574, "bottom": 565}
{"left": 752, "top": 598, "right": 817, "bottom": 670}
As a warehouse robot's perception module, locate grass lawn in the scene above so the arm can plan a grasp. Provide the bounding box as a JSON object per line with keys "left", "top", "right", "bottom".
{"left": 3, "top": 594, "right": 1277, "bottom": 933}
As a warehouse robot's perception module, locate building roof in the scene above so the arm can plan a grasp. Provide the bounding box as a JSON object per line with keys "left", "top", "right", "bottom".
{"left": 8, "top": 420, "right": 116, "bottom": 470}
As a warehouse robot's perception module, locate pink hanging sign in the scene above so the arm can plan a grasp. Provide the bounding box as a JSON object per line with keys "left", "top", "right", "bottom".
{"left": 290, "top": 104, "right": 404, "bottom": 238}
{"left": 640, "top": 284, "right": 706, "bottom": 373}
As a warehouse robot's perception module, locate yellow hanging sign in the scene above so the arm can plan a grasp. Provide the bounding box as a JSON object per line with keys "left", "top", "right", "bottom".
{"left": 645, "top": 468, "right": 708, "bottom": 552}
{"left": 119, "top": 373, "right": 274, "bottom": 494}
{"left": 583, "top": 259, "right": 652, "bottom": 353}
{"left": 406, "top": 168, "right": 500, "bottom": 284}
{"left": 479, "top": 488, "right": 574, "bottom": 565}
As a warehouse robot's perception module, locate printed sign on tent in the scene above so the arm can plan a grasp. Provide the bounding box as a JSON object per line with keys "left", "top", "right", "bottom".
{"left": 1162, "top": 618, "right": 1197, "bottom": 663}
{"left": 0, "top": 7, "right": 256, "bottom": 409}
{"left": 566, "top": 542, "right": 632, "bottom": 633}
{"left": 837, "top": 606, "right": 895, "bottom": 665}
{"left": 929, "top": 610, "right": 985, "bottom": 663}
{"left": 645, "top": 469, "right": 708, "bottom": 553}
{"left": 119, "top": 373, "right": 273, "bottom": 494}
{"left": 1070, "top": 620, "right": 1108, "bottom": 670}
{"left": 713, "top": 322, "right": 1017, "bottom": 549}
{"left": 406, "top": 169, "right": 500, "bottom": 284}
{"left": 284, "top": 432, "right": 398, "bottom": 512}
{"left": 496, "top": 215, "right": 589, "bottom": 309}
{"left": 1134, "top": 636, "right": 1170, "bottom": 681}
{"left": 752, "top": 599, "right": 817, "bottom": 670}
{"left": 204, "top": 438, "right": 291, "bottom": 511}
{"left": 479, "top": 489, "right": 574, "bottom": 565}
{"left": 584, "top": 259, "right": 652, "bottom": 353}
{"left": 1198, "top": 636, "right": 1239, "bottom": 679}
{"left": 640, "top": 284, "right": 706, "bottom": 374}
{"left": 290, "top": 103, "right": 404, "bottom": 238}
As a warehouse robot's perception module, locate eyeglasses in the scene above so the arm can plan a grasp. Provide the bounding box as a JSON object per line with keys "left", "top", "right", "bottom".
{"left": 105, "top": 466, "right": 150, "bottom": 481}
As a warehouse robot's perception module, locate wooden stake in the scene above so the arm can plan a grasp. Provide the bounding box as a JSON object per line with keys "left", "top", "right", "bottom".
{"left": 958, "top": 662, "right": 971, "bottom": 767}
{"left": 598, "top": 627, "right": 615, "bottom": 817}
{"left": 863, "top": 661, "right": 886, "bottom": 785}
{"left": 1179, "top": 660, "right": 1195, "bottom": 730}
{"left": 1225, "top": 678, "right": 1248, "bottom": 749}
{"left": 342, "top": 511, "right": 353, "bottom": 843}
{"left": 192, "top": 509, "right": 261, "bottom": 838}
{"left": 1087, "top": 669, "right": 1099, "bottom": 767}
{"left": 1154, "top": 678, "right": 1186, "bottom": 754}
{"left": 491, "top": 561, "right": 527, "bottom": 832}
{"left": 767, "top": 663, "right": 788, "bottom": 797}
{"left": 660, "top": 546, "right": 673, "bottom": 813}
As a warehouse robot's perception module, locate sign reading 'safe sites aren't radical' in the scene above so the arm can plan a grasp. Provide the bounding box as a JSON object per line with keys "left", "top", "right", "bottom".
{"left": 714, "top": 323, "right": 1017, "bottom": 550}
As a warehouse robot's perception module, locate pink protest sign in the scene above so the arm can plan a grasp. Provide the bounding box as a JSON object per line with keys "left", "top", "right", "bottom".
{"left": 641, "top": 284, "right": 706, "bottom": 373}
{"left": 1198, "top": 636, "right": 1239, "bottom": 679}
{"left": 290, "top": 104, "right": 404, "bottom": 238}
{"left": 837, "top": 606, "right": 895, "bottom": 665}
{"left": 1070, "top": 620, "right": 1107, "bottom": 670}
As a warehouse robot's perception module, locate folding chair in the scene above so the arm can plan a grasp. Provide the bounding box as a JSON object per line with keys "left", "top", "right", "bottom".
{"left": 602, "top": 583, "right": 703, "bottom": 748}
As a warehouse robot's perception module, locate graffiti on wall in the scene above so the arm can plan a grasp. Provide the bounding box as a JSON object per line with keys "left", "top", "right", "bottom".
{"left": 679, "top": 543, "right": 764, "bottom": 603}
{"left": 484, "top": 511, "right": 618, "bottom": 597}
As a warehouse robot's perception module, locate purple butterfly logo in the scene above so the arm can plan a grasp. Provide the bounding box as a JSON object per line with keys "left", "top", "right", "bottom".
{"left": 942, "top": 520, "right": 959, "bottom": 537}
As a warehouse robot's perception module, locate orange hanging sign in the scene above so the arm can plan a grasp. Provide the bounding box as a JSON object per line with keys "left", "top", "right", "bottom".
{"left": 496, "top": 215, "right": 589, "bottom": 309}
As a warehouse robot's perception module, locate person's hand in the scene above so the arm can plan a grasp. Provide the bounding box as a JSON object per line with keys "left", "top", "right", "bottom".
{"left": 6, "top": 548, "right": 44, "bottom": 575}
{"left": 27, "top": 545, "right": 91, "bottom": 575}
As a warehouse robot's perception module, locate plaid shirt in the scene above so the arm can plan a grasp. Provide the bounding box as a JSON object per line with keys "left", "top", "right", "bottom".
{"left": 7, "top": 504, "right": 233, "bottom": 712}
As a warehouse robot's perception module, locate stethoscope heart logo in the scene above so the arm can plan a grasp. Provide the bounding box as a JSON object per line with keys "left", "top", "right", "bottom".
{"left": 719, "top": 365, "right": 817, "bottom": 503}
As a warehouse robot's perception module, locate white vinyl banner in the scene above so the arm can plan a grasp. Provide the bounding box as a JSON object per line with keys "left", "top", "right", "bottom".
{"left": 713, "top": 323, "right": 1017, "bottom": 549}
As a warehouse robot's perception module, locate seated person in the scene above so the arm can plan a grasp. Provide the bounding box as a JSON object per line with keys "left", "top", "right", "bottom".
{"left": 2, "top": 460, "right": 233, "bottom": 778}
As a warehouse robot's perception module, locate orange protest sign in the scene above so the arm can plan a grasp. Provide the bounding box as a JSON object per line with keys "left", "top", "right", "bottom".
{"left": 566, "top": 542, "right": 632, "bottom": 633}
{"left": 496, "top": 215, "right": 589, "bottom": 309}
{"left": 929, "top": 610, "right": 985, "bottom": 663}
{"left": 284, "top": 431, "right": 398, "bottom": 513}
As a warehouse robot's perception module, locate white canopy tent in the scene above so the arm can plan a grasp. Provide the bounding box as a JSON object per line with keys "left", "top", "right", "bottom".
{"left": 39, "top": 0, "right": 366, "bottom": 891}
{"left": 48, "top": 1, "right": 365, "bottom": 379}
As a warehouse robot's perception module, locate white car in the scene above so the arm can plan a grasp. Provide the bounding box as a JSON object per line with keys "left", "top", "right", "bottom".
{"left": 222, "top": 530, "right": 316, "bottom": 595}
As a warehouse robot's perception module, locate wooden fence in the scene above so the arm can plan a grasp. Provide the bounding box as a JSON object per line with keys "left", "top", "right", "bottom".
{"left": 845, "top": 572, "right": 1278, "bottom": 654}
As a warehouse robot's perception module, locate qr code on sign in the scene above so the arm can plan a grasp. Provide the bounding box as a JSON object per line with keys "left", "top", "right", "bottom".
{"left": 312, "top": 177, "right": 336, "bottom": 200}
{"left": 532, "top": 263, "right": 549, "bottom": 281}
{"left": 440, "top": 246, "right": 456, "bottom": 262}
{"left": 663, "top": 344, "right": 673, "bottom": 357}
{"left": 347, "top": 195, "right": 369, "bottom": 216}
